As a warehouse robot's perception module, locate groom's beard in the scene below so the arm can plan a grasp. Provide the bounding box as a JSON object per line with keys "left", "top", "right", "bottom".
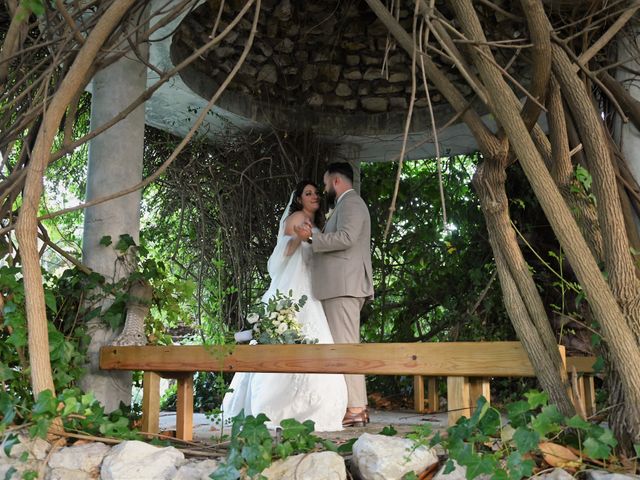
{"left": 325, "top": 189, "right": 336, "bottom": 207}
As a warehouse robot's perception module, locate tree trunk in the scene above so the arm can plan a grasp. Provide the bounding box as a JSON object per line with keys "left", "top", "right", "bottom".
{"left": 450, "top": 0, "right": 640, "bottom": 445}
{"left": 14, "top": 0, "right": 137, "bottom": 402}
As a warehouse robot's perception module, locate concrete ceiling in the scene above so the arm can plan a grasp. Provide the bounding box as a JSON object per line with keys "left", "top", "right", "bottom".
{"left": 144, "top": 0, "right": 497, "bottom": 163}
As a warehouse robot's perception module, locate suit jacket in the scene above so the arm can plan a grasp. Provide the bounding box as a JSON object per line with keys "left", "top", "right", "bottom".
{"left": 311, "top": 190, "right": 374, "bottom": 300}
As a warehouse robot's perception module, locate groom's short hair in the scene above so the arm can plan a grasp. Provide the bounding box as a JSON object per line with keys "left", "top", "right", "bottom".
{"left": 326, "top": 162, "right": 354, "bottom": 184}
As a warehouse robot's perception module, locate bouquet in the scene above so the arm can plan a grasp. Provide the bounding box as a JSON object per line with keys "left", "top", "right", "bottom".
{"left": 244, "top": 290, "right": 318, "bottom": 345}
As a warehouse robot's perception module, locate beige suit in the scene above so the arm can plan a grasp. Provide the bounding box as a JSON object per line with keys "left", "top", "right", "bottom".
{"left": 311, "top": 190, "right": 373, "bottom": 407}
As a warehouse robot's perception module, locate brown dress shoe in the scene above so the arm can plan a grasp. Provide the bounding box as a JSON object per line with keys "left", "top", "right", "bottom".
{"left": 342, "top": 410, "right": 367, "bottom": 427}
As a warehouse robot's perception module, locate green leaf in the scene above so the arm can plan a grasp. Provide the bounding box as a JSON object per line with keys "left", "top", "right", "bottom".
{"left": 115, "top": 234, "right": 136, "bottom": 253}
{"left": 634, "top": 443, "right": 640, "bottom": 458}
{"left": 379, "top": 425, "right": 398, "bottom": 436}
{"left": 402, "top": 473, "right": 418, "bottom": 480}
{"left": 525, "top": 391, "right": 548, "bottom": 410}
{"left": 32, "top": 390, "right": 56, "bottom": 416}
{"left": 512, "top": 427, "right": 539, "bottom": 453}
{"left": 506, "top": 401, "right": 531, "bottom": 427}
{"left": 593, "top": 356, "right": 605, "bottom": 374}
{"left": 583, "top": 437, "right": 612, "bottom": 460}
{"left": 209, "top": 461, "right": 241, "bottom": 479}
{"left": 3, "top": 434, "right": 19, "bottom": 457}
{"left": 99, "top": 235, "right": 112, "bottom": 247}
{"left": 3, "top": 466, "right": 17, "bottom": 480}
{"left": 506, "top": 451, "right": 534, "bottom": 480}
{"left": 337, "top": 438, "right": 357, "bottom": 454}
{"left": 565, "top": 415, "right": 591, "bottom": 430}
{"left": 44, "top": 291, "right": 57, "bottom": 313}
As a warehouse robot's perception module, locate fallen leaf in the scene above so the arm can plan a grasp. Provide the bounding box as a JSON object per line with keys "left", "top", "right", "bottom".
{"left": 539, "top": 442, "right": 581, "bottom": 470}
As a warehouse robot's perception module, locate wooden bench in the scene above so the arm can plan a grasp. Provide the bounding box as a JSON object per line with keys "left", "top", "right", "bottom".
{"left": 413, "top": 355, "right": 598, "bottom": 420}
{"left": 99, "top": 341, "right": 568, "bottom": 440}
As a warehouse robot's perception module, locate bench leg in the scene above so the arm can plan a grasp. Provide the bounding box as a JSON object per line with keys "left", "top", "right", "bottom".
{"left": 176, "top": 374, "right": 194, "bottom": 441}
{"left": 427, "top": 377, "right": 439, "bottom": 413}
{"left": 414, "top": 376, "right": 426, "bottom": 413}
{"left": 469, "top": 377, "right": 491, "bottom": 411}
{"left": 447, "top": 376, "right": 470, "bottom": 426}
{"left": 582, "top": 375, "right": 597, "bottom": 417}
{"left": 142, "top": 371, "right": 161, "bottom": 435}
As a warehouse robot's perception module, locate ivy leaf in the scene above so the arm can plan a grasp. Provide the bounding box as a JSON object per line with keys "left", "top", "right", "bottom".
{"left": 210, "top": 463, "right": 241, "bottom": 480}
{"left": 3, "top": 466, "right": 17, "bottom": 479}
{"left": 402, "top": 473, "right": 418, "bottom": 480}
{"left": 32, "top": 390, "right": 56, "bottom": 416}
{"left": 379, "top": 425, "right": 398, "bottom": 436}
{"left": 593, "top": 356, "right": 605, "bottom": 374}
{"left": 565, "top": 415, "right": 591, "bottom": 430}
{"left": 506, "top": 401, "right": 531, "bottom": 427}
{"left": 337, "top": 438, "right": 357, "bottom": 454}
{"left": 583, "top": 437, "right": 612, "bottom": 460}
{"left": 115, "top": 234, "right": 136, "bottom": 253}
{"left": 506, "top": 451, "right": 534, "bottom": 480}
{"left": 525, "top": 391, "right": 548, "bottom": 410}
{"left": 99, "top": 235, "right": 112, "bottom": 247}
{"left": 512, "top": 427, "right": 539, "bottom": 453}
{"left": 3, "top": 434, "right": 19, "bottom": 457}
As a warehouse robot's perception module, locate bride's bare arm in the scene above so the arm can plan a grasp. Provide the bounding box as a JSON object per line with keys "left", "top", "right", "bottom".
{"left": 284, "top": 212, "right": 308, "bottom": 256}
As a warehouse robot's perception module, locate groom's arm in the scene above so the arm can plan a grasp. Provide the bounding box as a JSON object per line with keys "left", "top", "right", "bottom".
{"left": 312, "top": 198, "right": 366, "bottom": 253}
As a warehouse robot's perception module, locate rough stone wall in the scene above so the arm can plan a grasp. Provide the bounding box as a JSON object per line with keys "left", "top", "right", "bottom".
{"left": 173, "top": 0, "right": 460, "bottom": 115}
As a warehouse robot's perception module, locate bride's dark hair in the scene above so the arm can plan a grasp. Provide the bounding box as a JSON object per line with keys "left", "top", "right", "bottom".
{"left": 289, "top": 179, "right": 325, "bottom": 230}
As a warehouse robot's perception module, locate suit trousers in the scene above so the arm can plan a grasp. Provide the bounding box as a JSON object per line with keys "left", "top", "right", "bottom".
{"left": 322, "top": 296, "right": 367, "bottom": 408}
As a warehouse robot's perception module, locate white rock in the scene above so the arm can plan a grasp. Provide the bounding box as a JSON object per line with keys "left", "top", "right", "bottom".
{"left": 352, "top": 433, "right": 438, "bottom": 480}
{"left": 48, "top": 442, "right": 110, "bottom": 472}
{"left": 262, "top": 451, "right": 346, "bottom": 480}
{"left": 533, "top": 468, "right": 576, "bottom": 480}
{"left": 100, "top": 440, "right": 184, "bottom": 480}
{"left": 587, "top": 472, "right": 640, "bottom": 480}
{"left": 47, "top": 468, "right": 93, "bottom": 480}
{"left": 433, "top": 460, "right": 466, "bottom": 480}
{"left": 0, "top": 434, "right": 50, "bottom": 460}
{"left": 173, "top": 459, "right": 219, "bottom": 479}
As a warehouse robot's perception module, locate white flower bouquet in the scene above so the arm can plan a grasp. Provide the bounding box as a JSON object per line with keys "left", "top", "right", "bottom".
{"left": 244, "top": 290, "right": 317, "bottom": 345}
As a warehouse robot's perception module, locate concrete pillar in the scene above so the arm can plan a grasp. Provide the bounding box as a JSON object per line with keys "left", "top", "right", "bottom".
{"left": 80, "top": 44, "right": 147, "bottom": 411}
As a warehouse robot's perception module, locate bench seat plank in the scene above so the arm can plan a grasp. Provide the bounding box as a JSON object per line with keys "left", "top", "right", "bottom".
{"left": 101, "top": 342, "right": 543, "bottom": 377}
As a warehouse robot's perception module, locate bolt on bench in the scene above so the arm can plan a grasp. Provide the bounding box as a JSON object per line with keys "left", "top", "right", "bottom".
{"left": 100, "top": 341, "right": 579, "bottom": 441}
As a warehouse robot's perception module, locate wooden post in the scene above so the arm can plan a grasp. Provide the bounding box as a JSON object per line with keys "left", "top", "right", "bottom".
{"left": 413, "top": 375, "right": 425, "bottom": 413}
{"left": 142, "top": 371, "right": 161, "bottom": 435}
{"left": 583, "top": 375, "right": 597, "bottom": 417}
{"left": 427, "top": 377, "right": 439, "bottom": 413}
{"left": 447, "top": 376, "right": 471, "bottom": 425}
{"left": 469, "top": 377, "right": 491, "bottom": 412}
{"left": 176, "top": 374, "right": 194, "bottom": 441}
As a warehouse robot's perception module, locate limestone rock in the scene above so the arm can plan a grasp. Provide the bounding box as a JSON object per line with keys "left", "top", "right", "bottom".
{"left": 343, "top": 68, "right": 362, "bottom": 80}
{"left": 362, "top": 55, "right": 380, "bottom": 66}
{"left": 536, "top": 468, "right": 577, "bottom": 480}
{"left": 275, "top": 38, "right": 294, "bottom": 54}
{"left": 256, "top": 41, "right": 273, "bottom": 57}
{"left": 345, "top": 55, "right": 360, "bottom": 66}
{"left": 257, "top": 64, "right": 278, "bottom": 84}
{"left": 262, "top": 451, "right": 346, "bottom": 480}
{"left": 586, "top": 472, "right": 640, "bottom": 480}
{"left": 0, "top": 434, "right": 50, "bottom": 461}
{"left": 363, "top": 68, "right": 382, "bottom": 80}
{"left": 361, "top": 97, "right": 389, "bottom": 112}
{"left": 48, "top": 442, "right": 110, "bottom": 473}
{"left": 352, "top": 433, "right": 438, "bottom": 480}
{"left": 432, "top": 460, "right": 491, "bottom": 480}
{"left": 389, "top": 97, "right": 408, "bottom": 110}
{"left": 302, "top": 64, "right": 319, "bottom": 81}
{"left": 100, "top": 440, "right": 184, "bottom": 480}
{"left": 335, "top": 83, "right": 352, "bottom": 97}
{"left": 47, "top": 468, "right": 93, "bottom": 480}
{"left": 174, "top": 459, "right": 219, "bottom": 479}
{"left": 389, "top": 71, "right": 410, "bottom": 83}
{"left": 307, "top": 93, "right": 323, "bottom": 107}
{"left": 318, "top": 64, "right": 342, "bottom": 83}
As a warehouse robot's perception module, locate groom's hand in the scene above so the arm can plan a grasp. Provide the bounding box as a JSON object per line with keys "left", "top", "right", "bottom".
{"left": 294, "top": 224, "right": 311, "bottom": 240}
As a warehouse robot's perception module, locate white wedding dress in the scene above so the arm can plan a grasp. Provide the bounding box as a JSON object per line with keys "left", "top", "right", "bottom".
{"left": 220, "top": 214, "right": 348, "bottom": 431}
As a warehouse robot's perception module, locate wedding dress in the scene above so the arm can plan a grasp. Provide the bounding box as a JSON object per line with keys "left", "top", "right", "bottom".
{"left": 220, "top": 197, "right": 348, "bottom": 432}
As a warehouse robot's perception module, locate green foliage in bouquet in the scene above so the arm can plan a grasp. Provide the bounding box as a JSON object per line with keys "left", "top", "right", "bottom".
{"left": 247, "top": 290, "right": 317, "bottom": 344}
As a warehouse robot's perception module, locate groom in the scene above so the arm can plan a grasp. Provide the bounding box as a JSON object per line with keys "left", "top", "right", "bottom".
{"left": 295, "top": 162, "right": 374, "bottom": 427}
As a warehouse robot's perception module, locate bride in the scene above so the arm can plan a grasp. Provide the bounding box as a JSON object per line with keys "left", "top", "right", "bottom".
{"left": 221, "top": 180, "right": 348, "bottom": 431}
